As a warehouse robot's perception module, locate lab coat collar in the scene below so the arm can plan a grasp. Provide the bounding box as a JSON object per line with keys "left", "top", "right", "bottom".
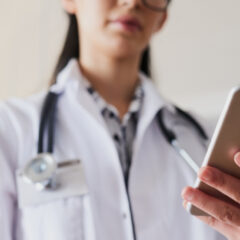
{"left": 52, "top": 58, "right": 171, "bottom": 134}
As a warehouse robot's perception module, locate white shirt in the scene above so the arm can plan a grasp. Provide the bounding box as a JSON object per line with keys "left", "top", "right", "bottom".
{"left": 0, "top": 58, "right": 226, "bottom": 240}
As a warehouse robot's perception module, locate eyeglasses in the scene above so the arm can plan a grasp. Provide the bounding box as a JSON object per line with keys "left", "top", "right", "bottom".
{"left": 142, "top": 0, "right": 171, "bottom": 12}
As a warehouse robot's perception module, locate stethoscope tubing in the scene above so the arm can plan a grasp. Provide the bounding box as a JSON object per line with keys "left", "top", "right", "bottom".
{"left": 171, "top": 139, "right": 200, "bottom": 174}
{"left": 156, "top": 106, "right": 208, "bottom": 174}
{"left": 38, "top": 92, "right": 60, "bottom": 153}
{"left": 37, "top": 92, "right": 208, "bottom": 174}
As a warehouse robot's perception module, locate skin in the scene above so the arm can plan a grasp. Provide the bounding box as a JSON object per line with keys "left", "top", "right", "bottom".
{"left": 61, "top": 0, "right": 167, "bottom": 119}
{"left": 182, "top": 152, "right": 240, "bottom": 240}
{"left": 63, "top": 0, "right": 240, "bottom": 239}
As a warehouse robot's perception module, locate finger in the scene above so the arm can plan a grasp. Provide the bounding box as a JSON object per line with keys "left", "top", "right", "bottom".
{"left": 182, "top": 187, "right": 240, "bottom": 228}
{"left": 182, "top": 200, "right": 237, "bottom": 238}
{"left": 196, "top": 215, "right": 238, "bottom": 239}
{"left": 198, "top": 166, "right": 240, "bottom": 204}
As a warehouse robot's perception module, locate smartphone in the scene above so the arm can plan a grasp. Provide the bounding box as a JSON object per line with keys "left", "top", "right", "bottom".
{"left": 187, "top": 86, "right": 240, "bottom": 216}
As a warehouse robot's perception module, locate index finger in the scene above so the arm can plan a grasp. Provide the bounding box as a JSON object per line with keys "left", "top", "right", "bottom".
{"left": 198, "top": 166, "right": 240, "bottom": 204}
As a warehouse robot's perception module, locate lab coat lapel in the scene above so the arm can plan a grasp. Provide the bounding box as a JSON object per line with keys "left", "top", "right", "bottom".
{"left": 55, "top": 58, "right": 109, "bottom": 132}
{"left": 132, "top": 72, "right": 167, "bottom": 163}
{"left": 128, "top": 74, "right": 177, "bottom": 238}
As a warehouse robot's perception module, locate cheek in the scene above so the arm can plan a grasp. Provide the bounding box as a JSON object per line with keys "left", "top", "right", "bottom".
{"left": 144, "top": 10, "right": 164, "bottom": 34}
{"left": 76, "top": 0, "right": 109, "bottom": 31}
{"left": 146, "top": 17, "right": 160, "bottom": 34}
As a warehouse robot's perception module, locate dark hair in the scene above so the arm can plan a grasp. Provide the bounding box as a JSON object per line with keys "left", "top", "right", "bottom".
{"left": 50, "top": 14, "right": 151, "bottom": 85}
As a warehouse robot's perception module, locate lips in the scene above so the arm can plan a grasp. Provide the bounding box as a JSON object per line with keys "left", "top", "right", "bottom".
{"left": 111, "top": 16, "right": 143, "bottom": 32}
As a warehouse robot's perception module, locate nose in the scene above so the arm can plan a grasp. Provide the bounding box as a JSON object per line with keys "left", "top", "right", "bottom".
{"left": 119, "top": 0, "right": 143, "bottom": 9}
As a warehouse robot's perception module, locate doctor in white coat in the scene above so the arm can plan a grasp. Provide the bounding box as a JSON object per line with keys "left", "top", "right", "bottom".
{"left": 1, "top": 0, "right": 240, "bottom": 240}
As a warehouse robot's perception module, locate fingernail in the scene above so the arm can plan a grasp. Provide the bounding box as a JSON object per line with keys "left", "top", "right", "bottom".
{"left": 234, "top": 152, "right": 240, "bottom": 166}
{"left": 181, "top": 189, "right": 194, "bottom": 201}
{"left": 199, "top": 168, "right": 213, "bottom": 182}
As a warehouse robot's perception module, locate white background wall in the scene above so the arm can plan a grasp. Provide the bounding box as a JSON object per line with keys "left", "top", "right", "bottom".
{"left": 1, "top": 0, "right": 240, "bottom": 120}
{"left": 151, "top": 0, "right": 240, "bottom": 119}
{"left": 0, "top": 0, "right": 67, "bottom": 99}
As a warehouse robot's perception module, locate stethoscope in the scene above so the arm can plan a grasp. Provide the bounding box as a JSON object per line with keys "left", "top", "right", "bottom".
{"left": 20, "top": 90, "right": 209, "bottom": 191}
{"left": 20, "top": 92, "right": 80, "bottom": 190}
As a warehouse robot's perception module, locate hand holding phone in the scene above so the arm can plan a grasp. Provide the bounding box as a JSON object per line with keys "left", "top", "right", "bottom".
{"left": 181, "top": 86, "right": 240, "bottom": 239}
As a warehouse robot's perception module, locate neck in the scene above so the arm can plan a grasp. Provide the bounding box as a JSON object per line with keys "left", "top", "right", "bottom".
{"left": 79, "top": 46, "right": 142, "bottom": 118}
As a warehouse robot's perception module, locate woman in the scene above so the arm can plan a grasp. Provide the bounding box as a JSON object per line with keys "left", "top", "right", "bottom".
{"left": 1, "top": 0, "right": 240, "bottom": 239}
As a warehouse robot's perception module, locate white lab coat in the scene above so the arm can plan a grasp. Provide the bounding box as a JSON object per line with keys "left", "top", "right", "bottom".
{"left": 0, "top": 58, "right": 226, "bottom": 240}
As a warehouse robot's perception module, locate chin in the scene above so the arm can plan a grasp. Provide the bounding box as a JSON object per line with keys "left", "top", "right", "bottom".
{"left": 102, "top": 37, "right": 143, "bottom": 59}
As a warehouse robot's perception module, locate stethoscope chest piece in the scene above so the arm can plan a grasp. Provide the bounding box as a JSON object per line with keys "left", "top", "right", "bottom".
{"left": 21, "top": 153, "right": 57, "bottom": 191}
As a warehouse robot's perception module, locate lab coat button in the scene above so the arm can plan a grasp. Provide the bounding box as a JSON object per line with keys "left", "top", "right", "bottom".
{"left": 122, "top": 212, "right": 127, "bottom": 219}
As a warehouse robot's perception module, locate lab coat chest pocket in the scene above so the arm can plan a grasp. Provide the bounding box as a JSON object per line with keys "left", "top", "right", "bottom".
{"left": 16, "top": 163, "right": 90, "bottom": 240}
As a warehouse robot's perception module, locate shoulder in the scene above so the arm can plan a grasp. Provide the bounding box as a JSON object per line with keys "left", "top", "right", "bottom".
{"left": 0, "top": 91, "right": 47, "bottom": 167}
{"left": 0, "top": 91, "right": 46, "bottom": 128}
{"left": 0, "top": 91, "right": 47, "bottom": 138}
